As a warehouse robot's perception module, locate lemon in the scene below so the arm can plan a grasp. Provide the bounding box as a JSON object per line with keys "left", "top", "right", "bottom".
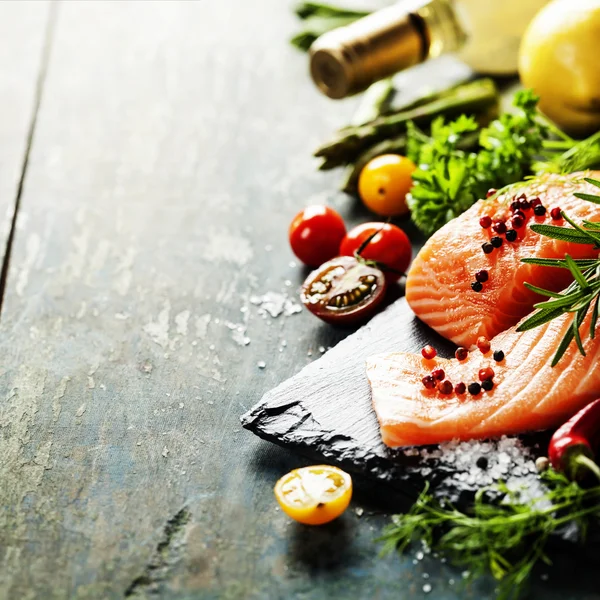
{"left": 519, "top": 0, "right": 600, "bottom": 136}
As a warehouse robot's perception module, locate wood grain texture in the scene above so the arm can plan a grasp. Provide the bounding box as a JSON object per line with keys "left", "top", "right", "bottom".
{"left": 0, "top": 1, "right": 598, "bottom": 599}
{"left": 0, "top": 1, "right": 52, "bottom": 292}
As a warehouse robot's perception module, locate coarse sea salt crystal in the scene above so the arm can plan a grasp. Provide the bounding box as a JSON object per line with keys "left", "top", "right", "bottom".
{"left": 250, "top": 291, "right": 302, "bottom": 319}
{"left": 401, "top": 435, "right": 540, "bottom": 498}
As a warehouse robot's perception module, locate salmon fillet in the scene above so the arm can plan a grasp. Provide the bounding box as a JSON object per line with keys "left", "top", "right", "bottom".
{"left": 367, "top": 310, "right": 600, "bottom": 447}
{"left": 405, "top": 172, "right": 600, "bottom": 348}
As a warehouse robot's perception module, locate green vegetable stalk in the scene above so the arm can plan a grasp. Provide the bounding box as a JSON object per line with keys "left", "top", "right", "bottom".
{"left": 314, "top": 78, "right": 499, "bottom": 169}
{"left": 290, "top": 2, "right": 370, "bottom": 52}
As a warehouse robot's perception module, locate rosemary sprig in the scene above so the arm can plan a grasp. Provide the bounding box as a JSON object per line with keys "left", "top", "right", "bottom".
{"left": 379, "top": 470, "right": 600, "bottom": 600}
{"left": 517, "top": 177, "right": 600, "bottom": 365}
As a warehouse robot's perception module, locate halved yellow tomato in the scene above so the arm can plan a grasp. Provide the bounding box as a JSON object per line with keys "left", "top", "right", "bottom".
{"left": 274, "top": 465, "right": 353, "bottom": 525}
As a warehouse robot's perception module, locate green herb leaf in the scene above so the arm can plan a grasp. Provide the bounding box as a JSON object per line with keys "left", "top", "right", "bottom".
{"left": 529, "top": 224, "right": 593, "bottom": 244}
{"left": 380, "top": 471, "right": 600, "bottom": 600}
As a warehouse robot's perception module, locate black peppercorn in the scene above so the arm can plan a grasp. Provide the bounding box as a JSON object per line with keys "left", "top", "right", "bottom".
{"left": 534, "top": 204, "right": 547, "bottom": 216}
{"left": 482, "top": 242, "right": 494, "bottom": 254}
{"left": 505, "top": 229, "right": 517, "bottom": 242}
{"left": 493, "top": 350, "right": 505, "bottom": 362}
{"left": 476, "top": 456, "right": 488, "bottom": 469}
{"left": 475, "top": 270, "right": 489, "bottom": 283}
{"left": 481, "top": 379, "right": 494, "bottom": 391}
{"left": 471, "top": 281, "right": 483, "bottom": 292}
{"left": 490, "top": 236, "right": 503, "bottom": 248}
{"left": 468, "top": 382, "right": 482, "bottom": 395}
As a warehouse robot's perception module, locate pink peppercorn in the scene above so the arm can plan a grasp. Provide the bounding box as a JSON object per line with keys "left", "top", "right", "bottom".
{"left": 421, "top": 345, "right": 437, "bottom": 360}
{"left": 550, "top": 207, "right": 562, "bottom": 220}
{"left": 431, "top": 368, "right": 445, "bottom": 381}
{"left": 479, "top": 215, "right": 492, "bottom": 229}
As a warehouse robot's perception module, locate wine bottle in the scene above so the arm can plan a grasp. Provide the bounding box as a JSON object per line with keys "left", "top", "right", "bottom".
{"left": 309, "top": 0, "right": 550, "bottom": 98}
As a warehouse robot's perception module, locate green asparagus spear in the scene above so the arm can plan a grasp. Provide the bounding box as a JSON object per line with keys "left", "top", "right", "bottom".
{"left": 314, "top": 78, "right": 499, "bottom": 168}
{"left": 291, "top": 2, "right": 370, "bottom": 51}
{"left": 350, "top": 79, "right": 395, "bottom": 126}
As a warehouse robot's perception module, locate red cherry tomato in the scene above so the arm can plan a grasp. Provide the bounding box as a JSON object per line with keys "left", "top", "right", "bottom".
{"left": 300, "top": 256, "right": 386, "bottom": 325}
{"left": 288, "top": 205, "right": 346, "bottom": 267}
{"left": 339, "top": 222, "right": 412, "bottom": 282}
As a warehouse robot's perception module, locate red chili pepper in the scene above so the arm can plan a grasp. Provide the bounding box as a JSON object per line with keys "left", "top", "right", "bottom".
{"left": 548, "top": 399, "right": 600, "bottom": 481}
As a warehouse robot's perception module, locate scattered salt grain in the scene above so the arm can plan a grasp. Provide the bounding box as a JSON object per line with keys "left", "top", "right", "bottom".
{"left": 265, "top": 244, "right": 273, "bottom": 252}
{"left": 250, "top": 292, "right": 302, "bottom": 319}
{"left": 416, "top": 551, "right": 424, "bottom": 561}
{"left": 319, "top": 346, "right": 325, "bottom": 353}
{"left": 257, "top": 361, "right": 266, "bottom": 369}
{"left": 422, "top": 573, "right": 429, "bottom": 579}
{"left": 162, "top": 447, "right": 169, "bottom": 458}
{"left": 422, "top": 584, "right": 432, "bottom": 593}
{"left": 289, "top": 261, "right": 297, "bottom": 268}
{"left": 449, "top": 579, "right": 455, "bottom": 586}
{"left": 354, "top": 507, "right": 364, "bottom": 517}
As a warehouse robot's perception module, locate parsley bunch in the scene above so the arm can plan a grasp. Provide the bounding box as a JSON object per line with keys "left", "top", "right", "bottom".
{"left": 407, "top": 90, "right": 600, "bottom": 236}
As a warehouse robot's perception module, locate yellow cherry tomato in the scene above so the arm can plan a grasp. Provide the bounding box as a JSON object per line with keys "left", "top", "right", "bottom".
{"left": 274, "top": 465, "right": 352, "bottom": 525}
{"left": 358, "top": 154, "right": 416, "bottom": 217}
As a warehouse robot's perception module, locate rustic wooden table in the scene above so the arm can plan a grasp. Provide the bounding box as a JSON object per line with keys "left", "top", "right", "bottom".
{"left": 1, "top": 2, "right": 598, "bottom": 599}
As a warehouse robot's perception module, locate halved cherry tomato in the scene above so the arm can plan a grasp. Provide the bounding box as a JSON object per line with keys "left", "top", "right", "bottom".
{"left": 339, "top": 222, "right": 412, "bottom": 283}
{"left": 288, "top": 205, "right": 346, "bottom": 267}
{"left": 358, "top": 154, "right": 416, "bottom": 217}
{"left": 274, "top": 465, "right": 352, "bottom": 525}
{"left": 301, "top": 256, "right": 386, "bottom": 325}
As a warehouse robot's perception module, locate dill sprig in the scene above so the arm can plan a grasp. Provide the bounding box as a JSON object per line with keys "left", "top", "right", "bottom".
{"left": 379, "top": 470, "right": 600, "bottom": 600}
{"left": 517, "top": 177, "right": 600, "bottom": 366}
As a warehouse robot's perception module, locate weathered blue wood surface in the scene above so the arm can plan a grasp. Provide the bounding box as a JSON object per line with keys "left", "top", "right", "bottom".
{"left": 0, "top": 1, "right": 598, "bottom": 599}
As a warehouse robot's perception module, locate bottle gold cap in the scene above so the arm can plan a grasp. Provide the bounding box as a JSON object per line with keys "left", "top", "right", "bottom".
{"left": 309, "top": 2, "right": 429, "bottom": 99}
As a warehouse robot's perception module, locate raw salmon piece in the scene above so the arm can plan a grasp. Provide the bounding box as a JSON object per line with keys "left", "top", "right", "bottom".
{"left": 405, "top": 172, "right": 600, "bottom": 348}
{"left": 367, "top": 310, "right": 600, "bottom": 447}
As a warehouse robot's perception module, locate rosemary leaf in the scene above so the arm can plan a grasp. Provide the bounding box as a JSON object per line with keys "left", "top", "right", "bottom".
{"left": 528, "top": 224, "right": 593, "bottom": 244}
{"left": 590, "top": 294, "right": 600, "bottom": 339}
{"left": 574, "top": 192, "right": 600, "bottom": 204}
{"left": 521, "top": 258, "right": 599, "bottom": 269}
{"left": 517, "top": 306, "right": 567, "bottom": 332}
{"left": 523, "top": 282, "right": 564, "bottom": 297}
{"left": 564, "top": 254, "right": 590, "bottom": 289}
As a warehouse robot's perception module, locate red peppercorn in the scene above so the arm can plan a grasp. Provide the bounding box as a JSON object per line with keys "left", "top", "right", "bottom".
{"left": 493, "top": 220, "right": 507, "bottom": 234}
{"left": 454, "top": 382, "right": 466, "bottom": 394}
{"left": 432, "top": 368, "right": 445, "bottom": 381}
{"left": 422, "top": 375, "right": 436, "bottom": 390}
{"left": 455, "top": 347, "right": 468, "bottom": 361}
{"left": 520, "top": 199, "right": 531, "bottom": 211}
{"left": 550, "top": 207, "right": 562, "bottom": 220}
{"left": 510, "top": 200, "right": 521, "bottom": 212}
{"left": 511, "top": 215, "right": 524, "bottom": 229}
{"left": 517, "top": 194, "right": 527, "bottom": 202}
{"left": 477, "top": 336, "right": 491, "bottom": 354}
{"left": 478, "top": 367, "right": 495, "bottom": 381}
{"left": 530, "top": 197, "right": 541, "bottom": 207}
{"left": 421, "top": 345, "right": 437, "bottom": 360}
{"left": 486, "top": 188, "right": 497, "bottom": 198}
{"left": 479, "top": 215, "right": 492, "bottom": 229}
{"left": 514, "top": 210, "right": 526, "bottom": 220}
{"left": 475, "top": 270, "right": 489, "bottom": 283}
{"left": 438, "top": 380, "right": 453, "bottom": 395}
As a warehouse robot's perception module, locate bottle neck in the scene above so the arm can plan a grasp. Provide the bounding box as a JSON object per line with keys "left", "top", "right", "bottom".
{"left": 309, "top": 0, "right": 467, "bottom": 99}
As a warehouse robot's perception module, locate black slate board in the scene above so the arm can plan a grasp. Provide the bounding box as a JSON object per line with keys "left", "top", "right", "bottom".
{"left": 241, "top": 297, "right": 549, "bottom": 503}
